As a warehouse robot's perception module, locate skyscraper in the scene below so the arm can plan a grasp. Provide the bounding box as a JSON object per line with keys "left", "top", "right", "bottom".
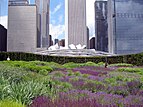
{"left": 7, "top": 0, "right": 37, "bottom": 52}
{"left": 0, "top": 24, "right": 7, "bottom": 52}
{"left": 8, "top": 0, "right": 29, "bottom": 5}
{"left": 65, "top": 0, "right": 87, "bottom": 48}
{"left": 108, "top": 0, "right": 143, "bottom": 54}
{"left": 87, "top": 27, "right": 89, "bottom": 49}
{"left": 35, "top": 0, "right": 50, "bottom": 48}
{"left": 90, "top": 37, "right": 95, "bottom": 49}
{"left": 95, "top": 0, "right": 108, "bottom": 52}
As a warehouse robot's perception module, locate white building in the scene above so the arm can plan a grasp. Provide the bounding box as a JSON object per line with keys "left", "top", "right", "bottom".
{"left": 7, "top": 2, "right": 37, "bottom": 52}
{"left": 65, "top": 0, "right": 87, "bottom": 48}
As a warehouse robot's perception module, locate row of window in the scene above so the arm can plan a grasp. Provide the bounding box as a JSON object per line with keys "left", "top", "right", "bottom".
{"left": 116, "top": 13, "right": 143, "bottom": 18}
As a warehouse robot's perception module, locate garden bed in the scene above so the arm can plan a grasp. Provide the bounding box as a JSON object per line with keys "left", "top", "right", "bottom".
{"left": 0, "top": 61, "right": 143, "bottom": 107}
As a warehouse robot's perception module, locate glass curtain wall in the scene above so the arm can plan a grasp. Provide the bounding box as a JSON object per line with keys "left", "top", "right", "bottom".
{"left": 113, "top": 0, "right": 143, "bottom": 54}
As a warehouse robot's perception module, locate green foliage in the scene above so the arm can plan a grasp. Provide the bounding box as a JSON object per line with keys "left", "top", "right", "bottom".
{"left": 51, "top": 71, "right": 65, "bottom": 77}
{"left": 104, "top": 78, "right": 117, "bottom": 86}
{"left": 97, "top": 62, "right": 105, "bottom": 66}
{"left": 39, "top": 69, "right": 49, "bottom": 75}
{"left": 109, "top": 63, "right": 133, "bottom": 67}
{"left": 51, "top": 80, "right": 72, "bottom": 93}
{"left": 1, "top": 52, "right": 143, "bottom": 65}
{"left": 83, "top": 61, "right": 98, "bottom": 66}
{"left": 0, "top": 100, "right": 25, "bottom": 107}
{"left": 82, "top": 74, "right": 89, "bottom": 78}
{"left": 74, "top": 71, "right": 81, "bottom": 76}
{"left": 63, "top": 62, "right": 82, "bottom": 68}
{"left": 2, "top": 61, "right": 53, "bottom": 74}
{"left": 117, "top": 67, "right": 143, "bottom": 74}
{"left": 4, "top": 81, "right": 52, "bottom": 105}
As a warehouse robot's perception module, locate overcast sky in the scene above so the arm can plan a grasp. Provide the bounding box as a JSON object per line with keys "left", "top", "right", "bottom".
{"left": 0, "top": 0, "right": 95, "bottom": 40}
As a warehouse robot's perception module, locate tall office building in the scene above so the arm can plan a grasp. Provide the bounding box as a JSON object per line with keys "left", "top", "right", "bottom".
{"left": 35, "top": 0, "right": 50, "bottom": 48}
{"left": 7, "top": 0, "right": 37, "bottom": 52}
{"left": 0, "top": 24, "right": 7, "bottom": 51}
{"left": 65, "top": 0, "right": 87, "bottom": 48}
{"left": 59, "top": 39, "right": 65, "bottom": 47}
{"left": 87, "top": 27, "right": 89, "bottom": 49}
{"left": 8, "top": 0, "right": 29, "bottom": 5}
{"left": 108, "top": 0, "right": 143, "bottom": 54}
{"left": 49, "top": 35, "right": 53, "bottom": 47}
{"left": 54, "top": 39, "right": 59, "bottom": 45}
{"left": 90, "top": 37, "right": 95, "bottom": 49}
{"left": 95, "top": 0, "right": 108, "bottom": 52}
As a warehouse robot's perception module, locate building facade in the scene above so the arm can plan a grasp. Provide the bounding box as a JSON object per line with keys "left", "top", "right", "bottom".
{"left": 87, "top": 27, "right": 89, "bottom": 49}
{"left": 49, "top": 35, "right": 53, "bottom": 47}
{"left": 95, "top": 0, "right": 108, "bottom": 52}
{"left": 54, "top": 39, "right": 59, "bottom": 45}
{"left": 65, "top": 0, "right": 87, "bottom": 48}
{"left": 35, "top": 0, "right": 50, "bottom": 48}
{"left": 8, "top": 0, "right": 29, "bottom": 5}
{"left": 7, "top": 2, "right": 37, "bottom": 52}
{"left": 59, "top": 39, "right": 65, "bottom": 47}
{"left": 90, "top": 37, "right": 95, "bottom": 49}
{"left": 108, "top": 0, "right": 143, "bottom": 54}
{"left": 0, "top": 24, "right": 7, "bottom": 51}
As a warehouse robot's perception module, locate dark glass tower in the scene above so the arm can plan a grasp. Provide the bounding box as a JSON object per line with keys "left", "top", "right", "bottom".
{"left": 0, "top": 25, "right": 7, "bottom": 51}
{"left": 35, "top": 0, "right": 50, "bottom": 48}
{"left": 95, "top": 0, "right": 108, "bottom": 52}
{"left": 108, "top": 0, "right": 143, "bottom": 54}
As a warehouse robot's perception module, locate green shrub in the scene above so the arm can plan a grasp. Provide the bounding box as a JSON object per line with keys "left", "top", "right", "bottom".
{"left": 74, "top": 71, "right": 81, "bottom": 76}
{"left": 39, "top": 69, "right": 49, "bottom": 75}
{"left": 117, "top": 68, "right": 143, "bottom": 73}
{"left": 3, "top": 81, "right": 52, "bottom": 105}
{"left": 0, "top": 75, "right": 9, "bottom": 100}
{"left": 83, "top": 61, "right": 98, "bottom": 66}
{"left": 0, "top": 100, "right": 25, "bottom": 107}
{"left": 97, "top": 62, "right": 105, "bottom": 66}
{"left": 63, "top": 62, "right": 82, "bottom": 68}
{"left": 104, "top": 78, "right": 117, "bottom": 86}
{"left": 82, "top": 74, "right": 89, "bottom": 78}
{"left": 52, "top": 71, "right": 65, "bottom": 77}
{"left": 109, "top": 63, "right": 133, "bottom": 67}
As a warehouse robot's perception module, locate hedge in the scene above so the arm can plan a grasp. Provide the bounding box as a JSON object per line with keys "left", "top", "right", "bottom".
{"left": 0, "top": 52, "right": 143, "bottom": 65}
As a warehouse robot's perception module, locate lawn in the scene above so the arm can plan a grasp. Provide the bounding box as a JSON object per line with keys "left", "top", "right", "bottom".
{"left": 0, "top": 61, "right": 143, "bottom": 107}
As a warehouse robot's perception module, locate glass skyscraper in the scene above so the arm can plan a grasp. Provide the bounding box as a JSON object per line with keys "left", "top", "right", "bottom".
{"left": 95, "top": 0, "right": 108, "bottom": 52}
{"left": 35, "top": 0, "right": 50, "bottom": 48}
{"left": 108, "top": 0, "right": 143, "bottom": 54}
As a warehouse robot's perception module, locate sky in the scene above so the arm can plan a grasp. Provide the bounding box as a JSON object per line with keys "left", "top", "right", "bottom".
{"left": 0, "top": 0, "right": 95, "bottom": 40}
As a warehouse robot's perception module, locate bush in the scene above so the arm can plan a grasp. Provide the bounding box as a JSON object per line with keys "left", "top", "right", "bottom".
{"left": 117, "top": 68, "right": 143, "bottom": 73}
{"left": 109, "top": 63, "right": 133, "bottom": 67}
{"left": 0, "top": 100, "right": 25, "bottom": 107}
{"left": 3, "top": 81, "right": 53, "bottom": 105}
{"left": 83, "top": 61, "right": 98, "bottom": 66}
{"left": 63, "top": 62, "right": 81, "bottom": 68}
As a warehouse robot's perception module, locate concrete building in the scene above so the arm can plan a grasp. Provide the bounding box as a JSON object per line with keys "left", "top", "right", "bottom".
{"left": 87, "top": 27, "right": 89, "bottom": 49}
{"left": 54, "top": 39, "right": 59, "bottom": 45}
{"left": 7, "top": 1, "right": 37, "bottom": 52}
{"left": 0, "top": 24, "right": 7, "bottom": 51}
{"left": 49, "top": 35, "right": 53, "bottom": 47}
{"left": 95, "top": 0, "right": 108, "bottom": 52}
{"left": 108, "top": 0, "right": 143, "bottom": 54}
{"left": 59, "top": 39, "right": 65, "bottom": 47}
{"left": 90, "top": 37, "right": 95, "bottom": 49}
{"left": 35, "top": 0, "right": 50, "bottom": 48}
{"left": 65, "top": 0, "right": 87, "bottom": 48}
